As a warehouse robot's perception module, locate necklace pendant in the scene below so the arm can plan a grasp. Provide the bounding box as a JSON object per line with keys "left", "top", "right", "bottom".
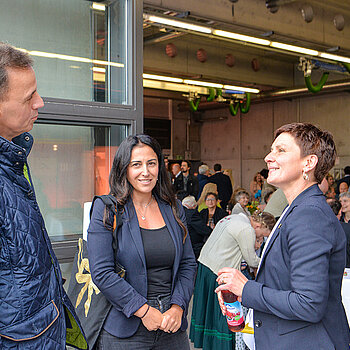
{"left": 141, "top": 215, "right": 146, "bottom": 220}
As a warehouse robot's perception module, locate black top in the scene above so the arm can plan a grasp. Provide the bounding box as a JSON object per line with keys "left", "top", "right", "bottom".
{"left": 140, "top": 225, "right": 175, "bottom": 298}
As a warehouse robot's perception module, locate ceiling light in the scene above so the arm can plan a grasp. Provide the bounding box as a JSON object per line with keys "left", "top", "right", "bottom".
{"left": 318, "top": 52, "right": 350, "bottom": 64}
{"left": 184, "top": 80, "right": 223, "bottom": 88}
{"left": 143, "top": 79, "right": 208, "bottom": 94}
{"left": 224, "top": 85, "right": 260, "bottom": 93}
{"left": 143, "top": 73, "right": 183, "bottom": 83}
{"left": 270, "top": 42, "right": 319, "bottom": 56}
{"left": 144, "top": 14, "right": 212, "bottom": 34}
{"left": 92, "top": 3, "right": 106, "bottom": 11}
{"left": 213, "top": 30, "right": 271, "bottom": 46}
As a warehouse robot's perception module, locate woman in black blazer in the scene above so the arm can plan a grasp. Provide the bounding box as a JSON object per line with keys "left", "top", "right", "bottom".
{"left": 199, "top": 192, "right": 227, "bottom": 229}
{"left": 88, "top": 135, "right": 197, "bottom": 349}
{"left": 215, "top": 123, "right": 350, "bottom": 350}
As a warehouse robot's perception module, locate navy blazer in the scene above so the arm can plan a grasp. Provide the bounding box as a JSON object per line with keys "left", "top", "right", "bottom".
{"left": 87, "top": 196, "right": 197, "bottom": 338}
{"left": 243, "top": 184, "right": 350, "bottom": 350}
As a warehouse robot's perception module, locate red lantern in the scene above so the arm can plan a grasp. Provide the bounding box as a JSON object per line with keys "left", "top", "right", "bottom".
{"left": 251, "top": 58, "right": 260, "bottom": 72}
{"left": 165, "top": 43, "right": 177, "bottom": 58}
{"left": 196, "top": 48, "right": 207, "bottom": 63}
{"left": 225, "top": 54, "right": 235, "bottom": 67}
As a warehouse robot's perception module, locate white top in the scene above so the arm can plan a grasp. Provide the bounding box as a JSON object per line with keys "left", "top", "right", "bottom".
{"left": 198, "top": 213, "right": 260, "bottom": 275}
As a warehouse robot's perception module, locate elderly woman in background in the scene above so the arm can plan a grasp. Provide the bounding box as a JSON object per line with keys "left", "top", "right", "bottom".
{"left": 197, "top": 183, "right": 221, "bottom": 212}
{"left": 199, "top": 192, "right": 227, "bottom": 229}
{"left": 231, "top": 189, "right": 250, "bottom": 217}
{"left": 216, "top": 123, "right": 350, "bottom": 350}
{"left": 189, "top": 212, "right": 275, "bottom": 350}
{"left": 340, "top": 192, "right": 350, "bottom": 223}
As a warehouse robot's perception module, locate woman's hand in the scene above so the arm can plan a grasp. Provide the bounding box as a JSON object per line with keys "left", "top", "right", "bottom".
{"left": 215, "top": 267, "right": 248, "bottom": 302}
{"left": 160, "top": 304, "right": 183, "bottom": 333}
{"left": 135, "top": 304, "right": 163, "bottom": 331}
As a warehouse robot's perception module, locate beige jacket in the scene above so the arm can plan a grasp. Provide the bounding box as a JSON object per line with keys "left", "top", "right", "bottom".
{"left": 198, "top": 213, "right": 260, "bottom": 275}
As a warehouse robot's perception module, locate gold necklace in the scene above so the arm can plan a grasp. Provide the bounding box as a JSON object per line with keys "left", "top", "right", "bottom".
{"left": 134, "top": 196, "right": 154, "bottom": 220}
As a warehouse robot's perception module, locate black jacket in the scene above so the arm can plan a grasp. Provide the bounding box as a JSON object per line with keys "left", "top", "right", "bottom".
{"left": 209, "top": 172, "right": 233, "bottom": 210}
{"left": 199, "top": 207, "right": 228, "bottom": 227}
{"left": 173, "top": 173, "right": 199, "bottom": 200}
{"left": 184, "top": 207, "right": 212, "bottom": 259}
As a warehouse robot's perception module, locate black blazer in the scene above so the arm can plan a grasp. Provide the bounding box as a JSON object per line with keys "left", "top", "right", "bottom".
{"left": 199, "top": 207, "right": 227, "bottom": 227}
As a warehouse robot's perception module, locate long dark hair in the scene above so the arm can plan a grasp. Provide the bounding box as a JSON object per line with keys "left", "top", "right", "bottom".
{"left": 109, "top": 134, "right": 187, "bottom": 240}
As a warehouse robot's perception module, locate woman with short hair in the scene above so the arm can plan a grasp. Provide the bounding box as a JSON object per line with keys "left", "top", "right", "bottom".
{"left": 340, "top": 191, "right": 350, "bottom": 223}
{"left": 216, "top": 123, "right": 350, "bottom": 350}
{"left": 231, "top": 190, "right": 250, "bottom": 217}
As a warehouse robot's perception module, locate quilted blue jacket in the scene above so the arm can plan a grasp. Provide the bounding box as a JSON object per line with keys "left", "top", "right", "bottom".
{"left": 0, "top": 133, "right": 87, "bottom": 350}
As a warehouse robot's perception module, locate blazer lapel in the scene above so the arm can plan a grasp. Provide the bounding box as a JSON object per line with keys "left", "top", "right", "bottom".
{"left": 256, "top": 205, "right": 293, "bottom": 279}
{"left": 157, "top": 199, "right": 181, "bottom": 282}
{"left": 125, "top": 200, "right": 147, "bottom": 268}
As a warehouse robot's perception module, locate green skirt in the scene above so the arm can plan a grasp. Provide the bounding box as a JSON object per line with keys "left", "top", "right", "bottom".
{"left": 189, "top": 263, "right": 235, "bottom": 350}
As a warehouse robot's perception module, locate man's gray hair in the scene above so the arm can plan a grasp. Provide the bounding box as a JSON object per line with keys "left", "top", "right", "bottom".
{"left": 199, "top": 164, "right": 209, "bottom": 175}
{"left": 0, "top": 42, "right": 33, "bottom": 101}
{"left": 340, "top": 191, "right": 350, "bottom": 200}
{"left": 182, "top": 195, "right": 197, "bottom": 209}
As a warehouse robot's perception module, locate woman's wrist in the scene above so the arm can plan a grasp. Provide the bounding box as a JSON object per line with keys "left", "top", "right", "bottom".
{"left": 134, "top": 303, "right": 149, "bottom": 318}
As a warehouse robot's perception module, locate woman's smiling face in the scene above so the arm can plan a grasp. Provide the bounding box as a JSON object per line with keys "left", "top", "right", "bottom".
{"left": 126, "top": 145, "right": 159, "bottom": 195}
{"left": 264, "top": 132, "right": 305, "bottom": 190}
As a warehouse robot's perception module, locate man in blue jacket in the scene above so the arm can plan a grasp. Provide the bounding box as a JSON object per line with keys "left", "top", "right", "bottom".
{"left": 0, "top": 42, "right": 87, "bottom": 349}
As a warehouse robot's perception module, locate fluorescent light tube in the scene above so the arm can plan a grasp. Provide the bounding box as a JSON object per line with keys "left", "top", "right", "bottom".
{"left": 143, "top": 74, "right": 183, "bottom": 83}
{"left": 184, "top": 80, "right": 223, "bottom": 88}
{"left": 318, "top": 52, "right": 350, "bottom": 64}
{"left": 270, "top": 42, "right": 318, "bottom": 56}
{"left": 92, "top": 3, "right": 106, "bottom": 11}
{"left": 144, "top": 14, "right": 212, "bottom": 34}
{"left": 224, "top": 85, "right": 260, "bottom": 94}
{"left": 213, "top": 30, "right": 270, "bottom": 46}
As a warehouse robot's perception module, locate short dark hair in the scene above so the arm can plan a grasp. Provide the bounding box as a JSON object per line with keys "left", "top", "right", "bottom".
{"left": 275, "top": 123, "right": 336, "bottom": 184}
{"left": 259, "top": 169, "right": 269, "bottom": 179}
{"left": 328, "top": 199, "right": 341, "bottom": 216}
{"left": 181, "top": 160, "right": 191, "bottom": 168}
{"left": 0, "top": 42, "right": 33, "bottom": 101}
{"left": 205, "top": 192, "right": 218, "bottom": 201}
{"left": 344, "top": 166, "right": 350, "bottom": 175}
{"left": 214, "top": 163, "right": 222, "bottom": 172}
{"left": 109, "top": 134, "right": 187, "bottom": 240}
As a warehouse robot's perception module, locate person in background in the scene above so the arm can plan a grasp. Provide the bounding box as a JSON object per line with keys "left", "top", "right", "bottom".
{"left": 325, "top": 173, "right": 336, "bottom": 199}
{"left": 0, "top": 42, "right": 86, "bottom": 349}
{"left": 231, "top": 189, "right": 250, "bottom": 217}
{"left": 215, "top": 122, "right": 350, "bottom": 350}
{"left": 339, "top": 181, "right": 349, "bottom": 195}
{"left": 249, "top": 172, "right": 264, "bottom": 201}
{"left": 88, "top": 134, "right": 197, "bottom": 349}
{"left": 199, "top": 192, "right": 227, "bottom": 229}
{"left": 263, "top": 187, "right": 289, "bottom": 219}
{"left": 197, "top": 182, "right": 221, "bottom": 212}
{"left": 173, "top": 160, "right": 199, "bottom": 200}
{"left": 171, "top": 162, "right": 181, "bottom": 184}
{"left": 197, "top": 164, "right": 210, "bottom": 199}
{"left": 340, "top": 192, "right": 350, "bottom": 223}
{"left": 182, "top": 195, "right": 212, "bottom": 260}
{"left": 209, "top": 163, "right": 233, "bottom": 212}
{"left": 336, "top": 166, "right": 350, "bottom": 194}
{"left": 328, "top": 198, "right": 350, "bottom": 267}
{"left": 163, "top": 156, "right": 172, "bottom": 182}
{"left": 190, "top": 212, "right": 275, "bottom": 350}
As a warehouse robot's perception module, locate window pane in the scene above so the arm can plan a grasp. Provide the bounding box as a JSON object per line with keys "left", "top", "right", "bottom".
{"left": 29, "top": 123, "right": 128, "bottom": 240}
{"left": 0, "top": 0, "right": 130, "bottom": 104}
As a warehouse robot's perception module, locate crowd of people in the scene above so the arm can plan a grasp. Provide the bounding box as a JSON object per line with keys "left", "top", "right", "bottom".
{"left": 1, "top": 42, "right": 350, "bottom": 350}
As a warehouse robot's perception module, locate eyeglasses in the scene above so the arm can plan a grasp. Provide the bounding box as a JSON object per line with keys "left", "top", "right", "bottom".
{"left": 206, "top": 198, "right": 216, "bottom": 202}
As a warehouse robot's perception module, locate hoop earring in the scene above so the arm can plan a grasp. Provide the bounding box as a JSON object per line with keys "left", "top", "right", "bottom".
{"left": 302, "top": 170, "right": 309, "bottom": 181}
